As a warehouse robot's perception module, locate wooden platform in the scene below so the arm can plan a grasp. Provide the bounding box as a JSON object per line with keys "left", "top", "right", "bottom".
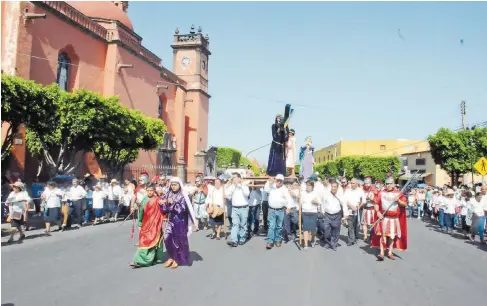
{"left": 243, "top": 176, "right": 297, "bottom": 187}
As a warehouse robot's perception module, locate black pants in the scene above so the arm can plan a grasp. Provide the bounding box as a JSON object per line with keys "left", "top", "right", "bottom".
{"left": 322, "top": 212, "right": 341, "bottom": 248}
{"left": 283, "top": 208, "right": 299, "bottom": 240}
{"left": 347, "top": 214, "right": 359, "bottom": 243}
{"left": 262, "top": 201, "right": 269, "bottom": 230}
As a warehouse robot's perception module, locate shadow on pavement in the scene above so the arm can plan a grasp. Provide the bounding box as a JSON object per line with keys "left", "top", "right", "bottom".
{"left": 465, "top": 241, "right": 487, "bottom": 252}
{"left": 2, "top": 303, "right": 15, "bottom": 306}
{"left": 189, "top": 251, "right": 203, "bottom": 266}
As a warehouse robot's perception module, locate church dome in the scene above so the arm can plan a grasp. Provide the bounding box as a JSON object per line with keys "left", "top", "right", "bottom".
{"left": 68, "top": 1, "right": 134, "bottom": 31}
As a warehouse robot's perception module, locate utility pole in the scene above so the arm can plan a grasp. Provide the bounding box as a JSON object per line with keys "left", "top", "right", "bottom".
{"left": 460, "top": 100, "right": 466, "bottom": 130}
{"left": 460, "top": 101, "right": 467, "bottom": 185}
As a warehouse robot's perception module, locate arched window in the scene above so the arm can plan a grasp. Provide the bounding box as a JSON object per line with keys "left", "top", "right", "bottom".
{"left": 158, "top": 97, "right": 163, "bottom": 119}
{"left": 56, "top": 52, "right": 71, "bottom": 91}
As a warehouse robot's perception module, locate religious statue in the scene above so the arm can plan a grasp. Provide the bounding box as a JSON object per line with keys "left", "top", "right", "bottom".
{"left": 266, "top": 114, "right": 289, "bottom": 176}
{"left": 286, "top": 129, "right": 297, "bottom": 177}
{"left": 299, "top": 136, "right": 315, "bottom": 180}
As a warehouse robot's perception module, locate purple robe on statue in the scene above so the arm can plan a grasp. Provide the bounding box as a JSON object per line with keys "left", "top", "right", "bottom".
{"left": 267, "top": 123, "right": 289, "bottom": 176}
{"left": 161, "top": 187, "right": 191, "bottom": 265}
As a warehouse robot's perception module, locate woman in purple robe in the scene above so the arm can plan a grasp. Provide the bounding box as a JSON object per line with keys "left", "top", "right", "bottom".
{"left": 160, "top": 177, "right": 195, "bottom": 269}
{"left": 266, "top": 115, "right": 289, "bottom": 176}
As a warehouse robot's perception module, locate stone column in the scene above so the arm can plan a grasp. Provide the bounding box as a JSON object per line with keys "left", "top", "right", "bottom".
{"left": 177, "top": 157, "right": 186, "bottom": 182}
{"left": 194, "top": 151, "right": 207, "bottom": 176}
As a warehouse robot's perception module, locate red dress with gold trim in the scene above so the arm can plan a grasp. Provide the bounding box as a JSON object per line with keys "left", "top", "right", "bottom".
{"left": 370, "top": 190, "right": 408, "bottom": 251}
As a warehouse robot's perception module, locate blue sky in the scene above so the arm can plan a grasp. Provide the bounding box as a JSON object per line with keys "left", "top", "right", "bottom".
{"left": 128, "top": 1, "right": 487, "bottom": 165}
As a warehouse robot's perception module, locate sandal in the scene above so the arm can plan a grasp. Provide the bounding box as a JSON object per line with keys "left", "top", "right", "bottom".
{"left": 170, "top": 261, "right": 178, "bottom": 269}
{"left": 163, "top": 259, "right": 174, "bottom": 268}
{"left": 377, "top": 254, "right": 385, "bottom": 261}
{"left": 388, "top": 254, "right": 396, "bottom": 260}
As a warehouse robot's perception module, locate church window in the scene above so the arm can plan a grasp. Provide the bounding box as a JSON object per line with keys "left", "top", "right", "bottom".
{"left": 56, "top": 52, "right": 71, "bottom": 91}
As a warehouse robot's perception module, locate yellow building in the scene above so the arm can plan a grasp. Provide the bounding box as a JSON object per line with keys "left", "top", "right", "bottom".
{"left": 314, "top": 139, "right": 429, "bottom": 164}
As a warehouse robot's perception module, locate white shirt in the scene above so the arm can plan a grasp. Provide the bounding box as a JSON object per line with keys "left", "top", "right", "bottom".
{"left": 248, "top": 189, "right": 262, "bottom": 207}
{"left": 6, "top": 191, "right": 29, "bottom": 215}
{"left": 261, "top": 188, "right": 269, "bottom": 202}
{"left": 205, "top": 187, "right": 225, "bottom": 208}
{"left": 107, "top": 184, "right": 122, "bottom": 201}
{"left": 470, "top": 198, "right": 484, "bottom": 216}
{"left": 287, "top": 188, "right": 300, "bottom": 210}
{"left": 321, "top": 193, "right": 348, "bottom": 216}
{"left": 440, "top": 197, "right": 459, "bottom": 214}
{"left": 92, "top": 190, "right": 106, "bottom": 209}
{"left": 265, "top": 182, "right": 294, "bottom": 209}
{"left": 225, "top": 184, "right": 250, "bottom": 207}
{"left": 67, "top": 185, "right": 87, "bottom": 201}
{"left": 344, "top": 187, "right": 365, "bottom": 213}
{"left": 122, "top": 190, "right": 133, "bottom": 207}
{"left": 301, "top": 190, "right": 320, "bottom": 213}
{"left": 42, "top": 188, "right": 64, "bottom": 208}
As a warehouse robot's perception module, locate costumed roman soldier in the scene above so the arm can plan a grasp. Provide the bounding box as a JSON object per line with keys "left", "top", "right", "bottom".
{"left": 361, "top": 176, "right": 378, "bottom": 241}
{"left": 285, "top": 129, "right": 297, "bottom": 177}
{"left": 299, "top": 136, "right": 315, "bottom": 180}
{"left": 266, "top": 114, "right": 289, "bottom": 177}
{"left": 370, "top": 174, "right": 408, "bottom": 260}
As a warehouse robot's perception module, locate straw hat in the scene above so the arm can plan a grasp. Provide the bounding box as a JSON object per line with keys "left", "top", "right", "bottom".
{"left": 12, "top": 181, "right": 25, "bottom": 190}
{"left": 110, "top": 179, "right": 119, "bottom": 184}
{"left": 446, "top": 189, "right": 454, "bottom": 196}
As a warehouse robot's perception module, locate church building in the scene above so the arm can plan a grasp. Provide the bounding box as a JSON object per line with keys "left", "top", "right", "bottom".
{"left": 1, "top": 1, "right": 211, "bottom": 182}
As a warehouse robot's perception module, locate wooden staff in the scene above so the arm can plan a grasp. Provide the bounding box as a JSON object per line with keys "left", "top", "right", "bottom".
{"left": 223, "top": 188, "right": 228, "bottom": 240}
{"left": 298, "top": 185, "right": 303, "bottom": 248}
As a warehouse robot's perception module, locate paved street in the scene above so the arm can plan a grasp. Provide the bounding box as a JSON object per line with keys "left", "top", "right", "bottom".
{"left": 2, "top": 219, "right": 486, "bottom": 306}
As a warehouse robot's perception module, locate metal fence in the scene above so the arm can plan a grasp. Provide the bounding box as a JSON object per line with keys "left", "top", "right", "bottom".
{"left": 123, "top": 164, "right": 177, "bottom": 180}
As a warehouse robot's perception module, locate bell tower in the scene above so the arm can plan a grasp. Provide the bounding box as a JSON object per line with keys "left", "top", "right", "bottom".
{"left": 172, "top": 25, "right": 211, "bottom": 174}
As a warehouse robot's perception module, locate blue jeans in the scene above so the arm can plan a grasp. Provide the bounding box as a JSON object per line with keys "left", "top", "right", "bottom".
{"left": 409, "top": 206, "right": 415, "bottom": 218}
{"left": 472, "top": 215, "right": 486, "bottom": 240}
{"left": 267, "top": 207, "right": 285, "bottom": 243}
{"left": 417, "top": 201, "right": 424, "bottom": 219}
{"left": 439, "top": 209, "right": 445, "bottom": 229}
{"left": 444, "top": 213, "right": 454, "bottom": 230}
{"left": 231, "top": 206, "right": 249, "bottom": 243}
{"left": 84, "top": 202, "right": 93, "bottom": 223}
{"left": 247, "top": 205, "right": 261, "bottom": 234}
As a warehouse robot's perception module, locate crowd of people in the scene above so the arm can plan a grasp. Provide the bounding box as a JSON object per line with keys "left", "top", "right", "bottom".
{"left": 406, "top": 184, "right": 487, "bottom": 243}
{"left": 2, "top": 169, "right": 486, "bottom": 265}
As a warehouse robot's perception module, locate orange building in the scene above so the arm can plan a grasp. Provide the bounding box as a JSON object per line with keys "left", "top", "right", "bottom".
{"left": 1, "top": 1, "right": 211, "bottom": 182}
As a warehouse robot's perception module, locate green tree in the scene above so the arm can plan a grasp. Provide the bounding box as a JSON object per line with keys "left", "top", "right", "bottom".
{"left": 1, "top": 75, "right": 58, "bottom": 161}
{"left": 26, "top": 90, "right": 127, "bottom": 177}
{"left": 315, "top": 156, "right": 401, "bottom": 181}
{"left": 93, "top": 108, "right": 166, "bottom": 178}
{"left": 428, "top": 127, "right": 487, "bottom": 184}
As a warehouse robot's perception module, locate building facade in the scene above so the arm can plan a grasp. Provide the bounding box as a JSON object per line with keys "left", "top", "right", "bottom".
{"left": 1, "top": 1, "right": 210, "bottom": 182}
{"left": 314, "top": 139, "right": 429, "bottom": 164}
{"left": 400, "top": 150, "right": 451, "bottom": 186}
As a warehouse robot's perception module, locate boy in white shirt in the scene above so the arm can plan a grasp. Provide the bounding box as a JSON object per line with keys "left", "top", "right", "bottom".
{"left": 247, "top": 186, "right": 262, "bottom": 237}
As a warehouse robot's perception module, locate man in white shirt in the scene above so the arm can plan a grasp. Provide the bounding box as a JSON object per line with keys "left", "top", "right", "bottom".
{"left": 264, "top": 174, "right": 294, "bottom": 249}
{"left": 344, "top": 178, "right": 365, "bottom": 246}
{"left": 441, "top": 189, "right": 459, "bottom": 234}
{"left": 247, "top": 186, "right": 262, "bottom": 237}
{"left": 225, "top": 173, "right": 250, "bottom": 247}
{"left": 106, "top": 179, "right": 123, "bottom": 221}
{"left": 320, "top": 181, "right": 348, "bottom": 250}
{"left": 283, "top": 179, "right": 300, "bottom": 243}
{"left": 67, "top": 179, "right": 87, "bottom": 227}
